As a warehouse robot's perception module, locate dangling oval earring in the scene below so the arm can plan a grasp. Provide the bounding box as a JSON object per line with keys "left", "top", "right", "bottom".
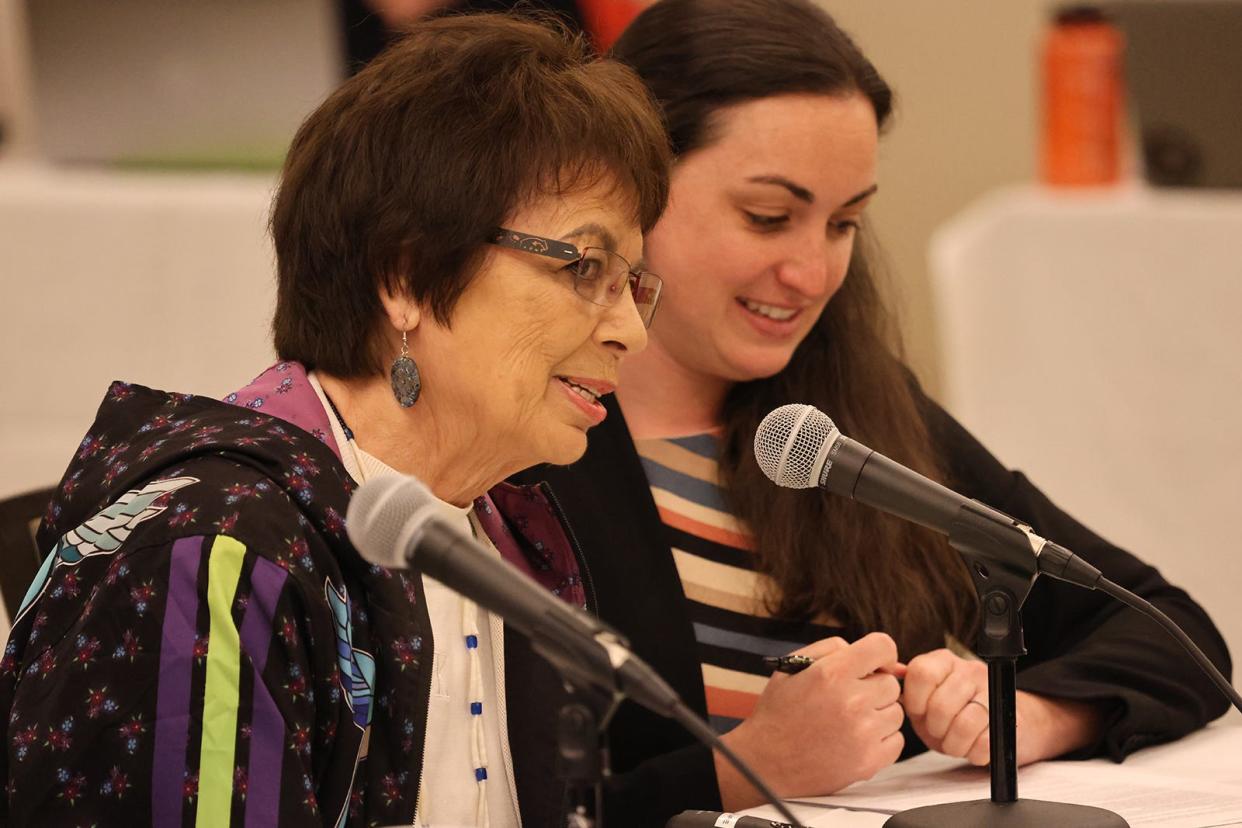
{"left": 390, "top": 329, "right": 422, "bottom": 408}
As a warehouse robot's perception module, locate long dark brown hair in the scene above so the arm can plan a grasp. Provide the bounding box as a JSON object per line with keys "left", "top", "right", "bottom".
{"left": 613, "top": 0, "right": 976, "bottom": 656}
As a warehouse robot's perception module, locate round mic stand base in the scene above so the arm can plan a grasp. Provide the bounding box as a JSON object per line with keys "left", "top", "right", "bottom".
{"left": 884, "top": 798, "right": 1128, "bottom": 827}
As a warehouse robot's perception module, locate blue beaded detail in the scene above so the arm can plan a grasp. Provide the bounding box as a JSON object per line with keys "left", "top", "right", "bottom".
{"left": 465, "top": 634, "right": 478, "bottom": 649}
{"left": 470, "top": 702, "right": 483, "bottom": 715}
{"left": 475, "top": 767, "right": 488, "bottom": 782}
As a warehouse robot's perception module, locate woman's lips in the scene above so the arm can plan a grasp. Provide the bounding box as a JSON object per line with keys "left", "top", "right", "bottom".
{"left": 735, "top": 297, "right": 804, "bottom": 336}
{"left": 555, "top": 376, "right": 608, "bottom": 425}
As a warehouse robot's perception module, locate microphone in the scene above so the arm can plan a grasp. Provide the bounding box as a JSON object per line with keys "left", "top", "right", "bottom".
{"left": 666, "top": 811, "right": 793, "bottom": 827}
{"left": 753, "top": 404, "right": 1102, "bottom": 589}
{"left": 345, "top": 474, "right": 682, "bottom": 716}
{"left": 754, "top": 405, "right": 1242, "bottom": 827}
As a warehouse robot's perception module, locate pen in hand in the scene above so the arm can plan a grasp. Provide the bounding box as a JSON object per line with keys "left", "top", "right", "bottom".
{"left": 763, "top": 653, "right": 907, "bottom": 681}
{"left": 762, "top": 654, "right": 816, "bottom": 675}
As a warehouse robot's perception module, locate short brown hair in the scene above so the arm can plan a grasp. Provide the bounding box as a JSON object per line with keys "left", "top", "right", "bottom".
{"left": 271, "top": 13, "right": 671, "bottom": 376}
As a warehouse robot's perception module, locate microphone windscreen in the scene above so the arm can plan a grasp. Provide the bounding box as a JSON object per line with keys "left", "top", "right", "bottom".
{"left": 754, "top": 403, "right": 839, "bottom": 489}
{"left": 345, "top": 474, "right": 442, "bottom": 570}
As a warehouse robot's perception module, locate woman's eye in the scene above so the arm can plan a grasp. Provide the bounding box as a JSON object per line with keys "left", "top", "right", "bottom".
{"left": 743, "top": 211, "right": 789, "bottom": 229}
{"left": 830, "top": 219, "right": 861, "bottom": 235}
{"left": 570, "top": 256, "right": 604, "bottom": 280}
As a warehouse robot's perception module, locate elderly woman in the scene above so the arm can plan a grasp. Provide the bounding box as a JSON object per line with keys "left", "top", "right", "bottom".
{"left": 0, "top": 14, "right": 668, "bottom": 827}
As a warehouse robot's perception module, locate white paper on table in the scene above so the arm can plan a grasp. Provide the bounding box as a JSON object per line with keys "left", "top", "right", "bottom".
{"left": 744, "top": 727, "right": 1242, "bottom": 828}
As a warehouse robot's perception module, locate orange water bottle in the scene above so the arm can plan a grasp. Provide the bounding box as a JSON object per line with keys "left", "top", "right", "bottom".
{"left": 1040, "top": 5, "right": 1125, "bottom": 186}
{"left": 578, "top": 0, "right": 645, "bottom": 52}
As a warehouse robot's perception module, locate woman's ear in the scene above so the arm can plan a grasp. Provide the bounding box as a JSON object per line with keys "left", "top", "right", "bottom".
{"left": 378, "top": 283, "right": 422, "bottom": 335}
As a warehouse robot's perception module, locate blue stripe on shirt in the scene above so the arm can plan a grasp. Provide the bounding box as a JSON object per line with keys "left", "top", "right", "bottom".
{"left": 692, "top": 622, "right": 806, "bottom": 657}
{"left": 638, "top": 456, "right": 730, "bottom": 512}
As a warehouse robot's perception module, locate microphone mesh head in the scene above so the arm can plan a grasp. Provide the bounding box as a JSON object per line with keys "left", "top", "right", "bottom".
{"left": 754, "top": 404, "right": 839, "bottom": 488}
{"left": 345, "top": 474, "right": 440, "bottom": 570}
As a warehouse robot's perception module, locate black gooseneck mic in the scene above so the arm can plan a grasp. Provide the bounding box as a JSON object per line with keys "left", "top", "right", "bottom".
{"left": 346, "top": 473, "right": 807, "bottom": 828}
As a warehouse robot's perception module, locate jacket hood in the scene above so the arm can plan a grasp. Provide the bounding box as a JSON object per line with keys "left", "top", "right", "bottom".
{"left": 36, "top": 376, "right": 354, "bottom": 563}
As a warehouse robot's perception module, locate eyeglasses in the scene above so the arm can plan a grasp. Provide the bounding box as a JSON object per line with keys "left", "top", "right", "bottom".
{"left": 490, "top": 228, "right": 662, "bottom": 328}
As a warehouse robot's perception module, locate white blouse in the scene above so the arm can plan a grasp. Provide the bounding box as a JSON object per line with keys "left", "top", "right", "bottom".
{"left": 309, "top": 373, "right": 520, "bottom": 827}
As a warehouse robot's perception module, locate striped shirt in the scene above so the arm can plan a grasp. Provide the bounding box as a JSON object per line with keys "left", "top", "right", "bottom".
{"left": 635, "top": 433, "right": 846, "bottom": 734}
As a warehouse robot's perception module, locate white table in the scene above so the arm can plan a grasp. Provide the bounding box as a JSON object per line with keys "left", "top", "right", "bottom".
{"left": 0, "top": 161, "right": 280, "bottom": 500}
{"left": 743, "top": 725, "right": 1242, "bottom": 827}
{"left": 926, "top": 184, "right": 1242, "bottom": 702}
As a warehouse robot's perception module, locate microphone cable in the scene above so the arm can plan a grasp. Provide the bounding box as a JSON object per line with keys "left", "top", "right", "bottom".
{"left": 1095, "top": 577, "right": 1242, "bottom": 714}
{"left": 669, "top": 702, "right": 805, "bottom": 827}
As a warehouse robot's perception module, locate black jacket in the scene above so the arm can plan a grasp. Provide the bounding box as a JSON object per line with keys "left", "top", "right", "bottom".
{"left": 514, "top": 389, "right": 1233, "bottom": 826}
{"left": 0, "top": 363, "right": 595, "bottom": 827}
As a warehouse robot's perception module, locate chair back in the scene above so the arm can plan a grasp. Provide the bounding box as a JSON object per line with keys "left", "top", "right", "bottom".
{"left": 0, "top": 487, "right": 54, "bottom": 633}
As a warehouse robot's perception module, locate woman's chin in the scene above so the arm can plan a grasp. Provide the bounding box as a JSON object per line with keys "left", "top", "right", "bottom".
{"left": 532, "top": 426, "right": 590, "bottom": 468}
{"left": 723, "top": 350, "right": 799, "bottom": 384}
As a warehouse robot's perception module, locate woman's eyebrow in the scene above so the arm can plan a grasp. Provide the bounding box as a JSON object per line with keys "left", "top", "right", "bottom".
{"left": 747, "top": 174, "right": 815, "bottom": 204}
{"left": 841, "top": 183, "right": 879, "bottom": 208}
{"left": 563, "top": 222, "right": 617, "bottom": 251}
{"left": 744, "top": 177, "right": 879, "bottom": 209}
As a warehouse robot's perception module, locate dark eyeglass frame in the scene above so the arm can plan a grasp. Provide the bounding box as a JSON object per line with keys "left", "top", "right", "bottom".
{"left": 489, "top": 227, "right": 662, "bottom": 328}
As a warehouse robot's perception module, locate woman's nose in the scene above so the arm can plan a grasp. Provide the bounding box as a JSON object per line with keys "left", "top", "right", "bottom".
{"left": 775, "top": 237, "right": 850, "bottom": 298}
{"left": 596, "top": 286, "right": 649, "bottom": 356}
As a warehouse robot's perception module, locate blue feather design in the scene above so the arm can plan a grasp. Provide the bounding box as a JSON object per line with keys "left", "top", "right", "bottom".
{"left": 14, "top": 476, "right": 199, "bottom": 625}
{"left": 324, "top": 580, "right": 376, "bottom": 729}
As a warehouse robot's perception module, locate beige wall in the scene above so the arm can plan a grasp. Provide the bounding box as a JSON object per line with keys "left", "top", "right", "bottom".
{"left": 0, "top": 0, "right": 1064, "bottom": 389}
{"left": 820, "top": 0, "right": 1059, "bottom": 394}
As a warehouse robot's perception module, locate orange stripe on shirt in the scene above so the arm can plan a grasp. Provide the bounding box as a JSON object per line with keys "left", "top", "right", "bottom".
{"left": 705, "top": 685, "right": 760, "bottom": 721}
{"left": 657, "top": 505, "right": 755, "bottom": 551}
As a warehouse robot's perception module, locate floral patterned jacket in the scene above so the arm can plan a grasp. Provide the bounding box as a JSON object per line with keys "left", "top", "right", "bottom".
{"left": 0, "top": 362, "right": 589, "bottom": 826}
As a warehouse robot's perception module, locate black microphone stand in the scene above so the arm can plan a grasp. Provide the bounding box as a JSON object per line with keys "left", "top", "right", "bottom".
{"left": 525, "top": 630, "right": 621, "bottom": 828}
{"left": 885, "top": 502, "right": 1128, "bottom": 828}
{"left": 556, "top": 685, "right": 618, "bottom": 828}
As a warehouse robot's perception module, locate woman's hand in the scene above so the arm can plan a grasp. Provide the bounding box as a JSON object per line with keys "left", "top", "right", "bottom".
{"left": 901, "top": 648, "right": 1106, "bottom": 766}
{"left": 714, "top": 632, "right": 906, "bottom": 810}
{"left": 901, "top": 648, "right": 994, "bottom": 765}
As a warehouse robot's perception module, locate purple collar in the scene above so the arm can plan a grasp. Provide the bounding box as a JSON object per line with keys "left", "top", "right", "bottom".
{"left": 223, "top": 361, "right": 342, "bottom": 458}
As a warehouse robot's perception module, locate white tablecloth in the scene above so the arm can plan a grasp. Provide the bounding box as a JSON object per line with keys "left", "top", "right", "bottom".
{"left": 0, "top": 162, "right": 279, "bottom": 500}
{"left": 743, "top": 724, "right": 1242, "bottom": 827}
{"left": 925, "top": 184, "right": 1242, "bottom": 683}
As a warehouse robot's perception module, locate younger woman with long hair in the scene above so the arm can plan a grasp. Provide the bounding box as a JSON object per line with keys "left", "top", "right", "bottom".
{"left": 516, "top": 0, "right": 1230, "bottom": 823}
